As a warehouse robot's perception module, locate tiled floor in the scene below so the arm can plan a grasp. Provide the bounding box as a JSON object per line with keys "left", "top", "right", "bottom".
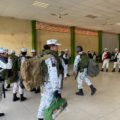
{"left": 0, "top": 64, "right": 120, "bottom": 120}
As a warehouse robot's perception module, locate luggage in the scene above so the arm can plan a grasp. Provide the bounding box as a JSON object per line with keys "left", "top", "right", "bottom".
{"left": 44, "top": 98, "right": 67, "bottom": 120}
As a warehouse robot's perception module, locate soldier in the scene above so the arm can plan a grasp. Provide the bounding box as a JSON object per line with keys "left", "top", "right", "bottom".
{"left": 30, "top": 49, "right": 40, "bottom": 93}
{"left": 112, "top": 48, "right": 120, "bottom": 72}
{"left": 37, "top": 39, "right": 61, "bottom": 120}
{"left": 73, "top": 46, "right": 97, "bottom": 96}
{"left": 59, "top": 51, "right": 66, "bottom": 88}
{"left": 0, "top": 48, "right": 12, "bottom": 117}
{"left": 101, "top": 48, "right": 110, "bottom": 72}
{"left": 62, "top": 49, "right": 70, "bottom": 77}
{"left": 12, "top": 48, "right": 29, "bottom": 102}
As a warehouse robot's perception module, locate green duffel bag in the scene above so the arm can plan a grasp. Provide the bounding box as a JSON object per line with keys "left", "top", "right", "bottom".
{"left": 44, "top": 98, "right": 67, "bottom": 120}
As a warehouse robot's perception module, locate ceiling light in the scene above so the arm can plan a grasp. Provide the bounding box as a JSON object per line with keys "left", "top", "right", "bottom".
{"left": 51, "top": 13, "right": 68, "bottom": 19}
{"left": 50, "top": 7, "right": 68, "bottom": 19}
{"left": 32, "top": 1, "right": 49, "bottom": 8}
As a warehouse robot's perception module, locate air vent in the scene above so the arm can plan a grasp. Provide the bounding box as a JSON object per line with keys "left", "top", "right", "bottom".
{"left": 85, "top": 14, "right": 98, "bottom": 19}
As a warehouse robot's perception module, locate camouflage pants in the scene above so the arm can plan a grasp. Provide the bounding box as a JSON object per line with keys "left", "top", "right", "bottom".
{"left": 0, "top": 82, "right": 2, "bottom": 101}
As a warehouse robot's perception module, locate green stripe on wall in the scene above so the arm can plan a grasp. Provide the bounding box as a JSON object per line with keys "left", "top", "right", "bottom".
{"left": 98, "top": 31, "right": 102, "bottom": 55}
{"left": 70, "top": 26, "right": 75, "bottom": 63}
{"left": 31, "top": 20, "right": 37, "bottom": 50}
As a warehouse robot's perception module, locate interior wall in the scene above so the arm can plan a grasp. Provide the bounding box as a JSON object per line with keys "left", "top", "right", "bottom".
{"left": 0, "top": 16, "right": 32, "bottom": 55}
{"left": 102, "top": 32, "right": 118, "bottom": 52}
{"left": 76, "top": 34, "right": 98, "bottom": 53}
{"left": 37, "top": 30, "right": 70, "bottom": 53}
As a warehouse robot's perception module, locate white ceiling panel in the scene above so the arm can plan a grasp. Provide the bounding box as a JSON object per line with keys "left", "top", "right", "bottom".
{"left": 0, "top": 0, "right": 120, "bottom": 33}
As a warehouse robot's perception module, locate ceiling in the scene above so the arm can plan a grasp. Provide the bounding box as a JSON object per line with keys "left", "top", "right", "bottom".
{"left": 0, "top": 0, "right": 120, "bottom": 33}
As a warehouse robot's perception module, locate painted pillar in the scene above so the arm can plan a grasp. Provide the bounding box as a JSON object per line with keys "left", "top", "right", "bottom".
{"left": 118, "top": 34, "right": 120, "bottom": 51}
{"left": 70, "top": 26, "right": 75, "bottom": 63}
{"left": 31, "top": 20, "right": 37, "bottom": 50}
{"left": 98, "top": 31, "right": 103, "bottom": 55}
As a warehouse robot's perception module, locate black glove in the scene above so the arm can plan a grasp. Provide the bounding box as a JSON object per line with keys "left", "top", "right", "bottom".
{"left": 54, "top": 90, "right": 61, "bottom": 98}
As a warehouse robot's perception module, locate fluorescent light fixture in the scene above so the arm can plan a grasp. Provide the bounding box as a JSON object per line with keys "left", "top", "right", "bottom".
{"left": 116, "top": 23, "right": 120, "bottom": 26}
{"left": 32, "top": 1, "right": 49, "bottom": 8}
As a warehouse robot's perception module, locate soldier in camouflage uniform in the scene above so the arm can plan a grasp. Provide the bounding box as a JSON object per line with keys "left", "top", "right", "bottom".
{"left": 37, "top": 39, "right": 62, "bottom": 120}
{"left": 0, "top": 48, "right": 12, "bottom": 117}
{"left": 73, "top": 46, "right": 97, "bottom": 96}
{"left": 12, "top": 48, "right": 30, "bottom": 102}
{"left": 30, "top": 49, "right": 40, "bottom": 93}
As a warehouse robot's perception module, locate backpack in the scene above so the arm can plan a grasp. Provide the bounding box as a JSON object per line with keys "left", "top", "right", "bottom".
{"left": 77, "top": 53, "right": 89, "bottom": 72}
{"left": 87, "top": 59, "right": 100, "bottom": 77}
{"left": 20, "top": 55, "right": 50, "bottom": 91}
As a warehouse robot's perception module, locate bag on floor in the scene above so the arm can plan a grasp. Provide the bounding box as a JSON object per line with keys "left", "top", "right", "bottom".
{"left": 44, "top": 98, "right": 67, "bottom": 120}
{"left": 87, "top": 59, "right": 100, "bottom": 77}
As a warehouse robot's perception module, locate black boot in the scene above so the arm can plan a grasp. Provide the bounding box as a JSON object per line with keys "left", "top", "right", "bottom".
{"left": 112, "top": 68, "right": 115, "bottom": 72}
{"left": 106, "top": 69, "right": 108, "bottom": 72}
{"left": 0, "top": 113, "right": 5, "bottom": 117}
{"left": 90, "top": 85, "right": 97, "bottom": 95}
{"left": 67, "top": 74, "right": 70, "bottom": 77}
{"left": 118, "top": 69, "right": 120, "bottom": 72}
{"left": 13, "top": 93, "right": 20, "bottom": 102}
{"left": 20, "top": 94, "right": 27, "bottom": 101}
{"left": 76, "top": 89, "right": 84, "bottom": 96}
{"left": 6, "top": 84, "right": 10, "bottom": 88}
{"left": 30, "top": 88, "right": 36, "bottom": 92}
{"left": 101, "top": 68, "right": 104, "bottom": 72}
{"left": 34, "top": 88, "right": 40, "bottom": 94}
{"left": 38, "top": 118, "right": 43, "bottom": 120}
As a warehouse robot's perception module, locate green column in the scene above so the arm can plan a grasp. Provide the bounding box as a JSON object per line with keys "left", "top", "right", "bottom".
{"left": 31, "top": 20, "right": 37, "bottom": 50}
{"left": 118, "top": 34, "right": 120, "bottom": 51}
{"left": 98, "top": 31, "right": 103, "bottom": 55}
{"left": 70, "top": 26, "right": 75, "bottom": 64}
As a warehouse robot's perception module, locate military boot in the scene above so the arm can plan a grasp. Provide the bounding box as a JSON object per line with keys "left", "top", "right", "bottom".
{"left": 90, "top": 85, "right": 97, "bottom": 95}
{"left": 0, "top": 113, "right": 5, "bottom": 117}
{"left": 13, "top": 93, "right": 19, "bottom": 102}
{"left": 112, "top": 68, "right": 115, "bottom": 72}
{"left": 106, "top": 69, "right": 108, "bottom": 72}
{"left": 101, "top": 68, "right": 104, "bottom": 72}
{"left": 34, "top": 88, "right": 40, "bottom": 94}
{"left": 20, "top": 94, "right": 27, "bottom": 101}
{"left": 118, "top": 69, "right": 120, "bottom": 72}
{"left": 38, "top": 118, "right": 43, "bottom": 120}
{"left": 76, "top": 89, "right": 84, "bottom": 96}
{"left": 6, "top": 84, "right": 10, "bottom": 88}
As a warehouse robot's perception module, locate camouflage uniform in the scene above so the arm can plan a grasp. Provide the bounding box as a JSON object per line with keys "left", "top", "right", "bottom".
{"left": 37, "top": 39, "right": 62, "bottom": 120}
{"left": 0, "top": 82, "right": 2, "bottom": 101}
{"left": 73, "top": 51, "right": 97, "bottom": 96}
